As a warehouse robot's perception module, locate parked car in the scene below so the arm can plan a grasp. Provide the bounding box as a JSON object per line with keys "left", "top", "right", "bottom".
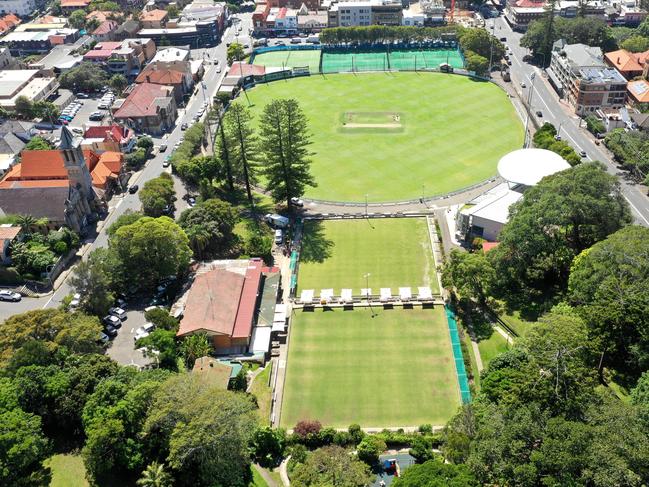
{"left": 536, "top": 110, "right": 542, "bottom": 117}
{"left": 108, "top": 307, "right": 127, "bottom": 320}
{"left": 103, "top": 325, "right": 118, "bottom": 338}
{"left": 69, "top": 293, "right": 81, "bottom": 309}
{"left": 0, "top": 290, "right": 21, "bottom": 302}
{"left": 103, "top": 315, "right": 122, "bottom": 328}
{"left": 134, "top": 323, "right": 155, "bottom": 342}
{"left": 99, "top": 332, "right": 110, "bottom": 343}
{"left": 163, "top": 155, "right": 171, "bottom": 167}
{"left": 89, "top": 111, "right": 104, "bottom": 121}
{"left": 77, "top": 93, "right": 89, "bottom": 98}
{"left": 579, "top": 150, "right": 587, "bottom": 158}
{"left": 274, "top": 229, "right": 284, "bottom": 244}
{"left": 128, "top": 184, "right": 139, "bottom": 194}
{"left": 188, "top": 196, "right": 196, "bottom": 207}
{"left": 71, "top": 127, "right": 83, "bottom": 135}
{"left": 520, "top": 81, "right": 526, "bottom": 88}
{"left": 265, "top": 213, "right": 289, "bottom": 228}
{"left": 290, "top": 197, "right": 304, "bottom": 207}
{"left": 181, "top": 122, "right": 188, "bottom": 130}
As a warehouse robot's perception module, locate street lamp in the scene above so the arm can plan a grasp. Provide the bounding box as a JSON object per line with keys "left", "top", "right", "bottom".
{"left": 364, "top": 272, "right": 376, "bottom": 318}
{"left": 523, "top": 72, "right": 536, "bottom": 147}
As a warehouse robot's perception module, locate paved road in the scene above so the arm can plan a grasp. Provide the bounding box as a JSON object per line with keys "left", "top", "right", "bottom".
{"left": 487, "top": 15, "right": 649, "bottom": 226}
{"left": 0, "top": 14, "right": 254, "bottom": 322}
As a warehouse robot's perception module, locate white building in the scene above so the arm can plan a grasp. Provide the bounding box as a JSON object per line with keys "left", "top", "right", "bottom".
{"left": 456, "top": 149, "right": 571, "bottom": 242}
{"left": 0, "top": 70, "right": 58, "bottom": 110}
{"left": 0, "top": 0, "right": 37, "bottom": 17}
{"left": 402, "top": 10, "right": 425, "bottom": 25}
{"left": 330, "top": 2, "right": 373, "bottom": 27}
{"left": 151, "top": 46, "right": 191, "bottom": 63}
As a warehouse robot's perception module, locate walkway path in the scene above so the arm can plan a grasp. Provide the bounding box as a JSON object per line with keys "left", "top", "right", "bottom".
{"left": 252, "top": 464, "right": 279, "bottom": 487}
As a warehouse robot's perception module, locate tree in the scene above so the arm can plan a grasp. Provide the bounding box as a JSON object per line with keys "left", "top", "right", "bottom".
{"left": 33, "top": 101, "right": 60, "bottom": 123}
{"left": 126, "top": 148, "right": 148, "bottom": 169}
{"left": 250, "top": 427, "right": 286, "bottom": 467}
{"left": 107, "top": 210, "right": 143, "bottom": 237}
{"left": 69, "top": 256, "right": 115, "bottom": 317}
{"left": 144, "top": 308, "right": 179, "bottom": 331}
{"left": 15, "top": 214, "right": 39, "bottom": 235}
{"left": 139, "top": 173, "right": 175, "bottom": 217}
{"left": 488, "top": 162, "right": 630, "bottom": 304}
{"left": 24, "top": 136, "right": 54, "bottom": 151}
{"left": 178, "top": 199, "right": 239, "bottom": 259}
{"left": 464, "top": 52, "right": 490, "bottom": 76}
{"left": 137, "top": 136, "right": 154, "bottom": 154}
{"left": 59, "top": 63, "right": 109, "bottom": 92}
{"left": 166, "top": 4, "right": 179, "bottom": 17}
{"left": 569, "top": 225, "right": 649, "bottom": 374}
{"left": 10, "top": 241, "right": 56, "bottom": 276}
{"left": 585, "top": 114, "right": 605, "bottom": 135}
{"left": 0, "top": 408, "right": 50, "bottom": 486}
{"left": 409, "top": 436, "right": 436, "bottom": 464}
{"left": 111, "top": 216, "right": 191, "bottom": 291}
{"left": 137, "top": 462, "right": 173, "bottom": 487}
{"left": 224, "top": 103, "right": 259, "bottom": 205}
{"left": 620, "top": 34, "right": 649, "bottom": 53}
{"left": 14, "top": 96, "right": 33, "bottom": 119}
{"left": 441, "top": 250, "right": 495, "bottom": 305}
{"left": 459, "top": 28, "right": 505, "bottom": 60}
{"left": 135, "top": 329, "right": 178, "bottom": 370}
{"left": 291, "top": 446, "right": 373, "bottom": 487}
{"left": 142, "top": 374, "right": 258, "bottom": 487}
{"left": 632, "top": 371, "right": 649, "bottom": 425}
{"left": 108, "top": 74, "right": 128, "bottom": 95}
{"left": 356, "top": 435, "right": 386, "bottom": 466}
{"left": 259, "top": 99, "right": 316, "bottom": 209}
{"left": 179, "top": 333, "right": 211, "bottom": 369}
{"left": 227, "top": 42, "right": 245, "bottom": 64}
{"left": 392, "top": 458, "right": 477, "bottom": 487}
{"left": 68, "top": 9, "right": 87, "bottom": 29}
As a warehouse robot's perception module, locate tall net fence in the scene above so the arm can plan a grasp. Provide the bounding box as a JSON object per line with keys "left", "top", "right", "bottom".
{"left": 389, "top": 49, "right": 465, "bottom": 71}
{"left": 321, "top": 51, "right": 389, "bottom": 73}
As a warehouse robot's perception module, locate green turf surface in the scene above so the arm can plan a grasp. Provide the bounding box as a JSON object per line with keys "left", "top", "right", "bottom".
{"left": 388, "top": 49, "right": 464, "bottom": 70}
{"left": 298, "top": 218, "right": 439, "bottom": 294}
{"left": 281, "top": 307, "right": 460, "bottom": 428}
{"left": 242, "top": 72, "right": 524, "bottom": 202}
{"left": 477, "top": 331, "right": 510, "bottom": 367}
{"left": 45, "top": 454, "right": 89, "bottom": 487}
{"left": 252, "top": 49, "right": 322, "bottom": 73}
{"left": 322, "top": 51, "right": 389, "bottom": 73}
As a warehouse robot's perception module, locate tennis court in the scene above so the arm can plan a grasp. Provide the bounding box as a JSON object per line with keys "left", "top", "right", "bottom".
{"left": 389, "top": 49, "right": 464, "bottom": 71}
{"left": 322, "top": 51, "right": 389, "bottom": 73}
{"left": 252, "top": 49, "right": 322, "bottom": 73}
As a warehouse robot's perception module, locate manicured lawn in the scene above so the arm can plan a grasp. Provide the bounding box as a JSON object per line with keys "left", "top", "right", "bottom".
{"left": 298, "top": 218, "right": 439, "bottom": 294}
{"left": 281, "top": 307, "right": 460, "bottom": 428}
{"left": 253, "top": 49, "right": 322, "bottom": 73}
{"left": 249, "top": 466, "right": 270, "bottom": 487}
{"left": 241, "top": 72, "right": 523, "bottom": 202}
{"left": 477, "top": 331, "right": 510, "bottom": 367}
{"left": 45, "top": 454, "right": 89, "bottom": 487}
{"left": 250, "top": 362, "right": 273, "bottom": 425}
{"left": 499, "top": 310, "right": 536, "bottom": 337}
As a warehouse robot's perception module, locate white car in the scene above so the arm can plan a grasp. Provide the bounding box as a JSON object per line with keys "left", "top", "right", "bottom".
{"left": 0, "top": 290, "right": 21, "bottom": 302}
{"left": 134, "top": 323, "right": 155, "bottom": 342}
{"left": 103, "top": 314, "right": 122, "bottom": 328}
{"left": 290, "top": 197, "right": 304, "bottom": 207}
{"left": 69, "top": 293, "right": 81, "bottom": 308}
{"left": 108, "top": 307, "right": 127, "bottom": 320}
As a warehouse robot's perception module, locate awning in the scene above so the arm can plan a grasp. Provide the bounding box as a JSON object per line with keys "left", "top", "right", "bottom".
{"left": 249, "top": 326, "right": 272, "bottom": 354}
{"left": 299, "top": 289, "right": 314, "bottom": 304}
{"left": 361, "top": 288, "right": 372, "bottom": 298}
{"left": 399, "top": 287, "right": 412, "bottom": 301}
{"left": 380, "top": 288, "right": 392, "bottom": 302}
{"left": 417, "top": 286, "right": 433, "bottom": 300}
{"left": 320, "top": 289, "right": 334, "bottom": 303}
{"left": 341, "top": 288, "right": 353, "bottom": 303}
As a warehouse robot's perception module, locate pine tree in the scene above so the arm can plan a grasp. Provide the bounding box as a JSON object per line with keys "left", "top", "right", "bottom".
{"left": 259, "top": 99, "right": 315, "bottom": 209}
{"left": 225, "top": 103, "right": 258, "bottom": 206}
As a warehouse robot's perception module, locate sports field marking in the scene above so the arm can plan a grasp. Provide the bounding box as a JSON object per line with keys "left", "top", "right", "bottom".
{"left": 298, "top": 218, "right": 439, "bottom": 294}
{"left": 281, "top": 306, "right": 460, "bottom": 428}
{"left": 242, "top": 72, "right": 524, "bottom": 202}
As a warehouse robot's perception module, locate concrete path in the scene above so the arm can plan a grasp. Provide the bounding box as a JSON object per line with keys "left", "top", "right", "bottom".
{"left": 471, "top": 340, "right": 484, "bottom": 373}
{"left": 494, "top": 324, "right": 515, "bottom": 344}
{"left": 252, "top": 464, "right": 279, "bottom": 487}
{"left": 279, "top": 457, "right": 291, "bottom": 486}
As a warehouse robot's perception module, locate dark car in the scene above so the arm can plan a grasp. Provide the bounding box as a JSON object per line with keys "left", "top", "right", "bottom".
{"left": 181, "top": 122, "right": 188, "bottom": 130}
{"left": 536, "top": 110, "right": 543, "bottom": 117}
{"left": 128, "top": 184, "right": 139, "bottom": 194}
{"left": 103, "top": 325, "right": 118, "bottom": 338}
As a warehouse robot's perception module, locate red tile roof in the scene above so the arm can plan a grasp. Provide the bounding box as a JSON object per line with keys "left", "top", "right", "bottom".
{"left": 84, "top": 124, "right": 132, "bottom": 143}
{"left": 0, "top": 226, "right": 21, "bottom": 240}
{"left": 177, "top": 259, "right": 264, "bottom": 340}
{"left": 93, "top": 20, "right": 118, "bottom": 35}
{"left": 114, "top": 83, "right": 174, "bottom": 119}
{"left": 141, "top": 9, "right": 168, "bottom": 21}
{"left": 0, "top": 14, "right": 20, "bottom": 34}
{"left": 482, "top": 242, "right": 500, "bottom": 253}
{"left": 605, "top": 50, "right": 643, "bottom": 73}
{"left": 135, "top": 68, "right": 185, "bottom": 85}
{"left": 61, "top": 0, "right": 91, "bottom": 7}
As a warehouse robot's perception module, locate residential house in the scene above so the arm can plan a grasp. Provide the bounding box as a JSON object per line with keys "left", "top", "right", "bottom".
{"left": 141, "top": 8, "right": 169, "bottom": 28}
{"left": 135, "top": 61, "right": 193, "bottom": 102}
{"left": 630, "top": 112, "right": 649, "bottom": 131}
{"left": 82, "top": 124, "right": 137, "bottom": 153}
{"left": 555, "top": 0, "right": 606, "bottom": 20}
{"left": 0, "top": 131, "right": 25, "bottom": 176}
{"left": 266, "top": 0, "right": 320, "bottom": 10}
{"left": 86, "top": 10, "right": 113, "bottom": 23}
{"left": 549, "top": 41, "right": 627, "bottom": 115}
{"left": 627, "top": 79, "right": 649, "bottom": 106}
{"left": 604, "top": 48, "right": 649, "bottom": 79}
{"left": 92, "top": 20, "right": 119, "bottom": 42}
{"left": 0, "top": 47, "right": 13, "bottom": 69}
{"left": 29, "top": 36, "right": 92, "bottom": 74}
{"left": 297, "top": 9, "right": 327, "bottom": 32}
{"left": 113, "top": 19, "right": 142, "bottom": 41}
{"left": 328, "top": 0, "right": 402, "bottom": 28}
{"left": 0, "top": 225, "right": 21, "bottom": 264}
{"left": 83, "top": 39, "right": 156, "bottom": 79}
{"left": 0, "top": 127, "right": 105, "bottom": 233}
{"left": 60, "top": 0, "right": 91, "bottom": 12}
{"left": 0, "top": 14, "right": 20, "bottom": 36}
{"left": 151, "top": 46, "right": 190, "bottom": 63}
{"left": 0, "top": 0, "right": 37, "bottom": 16}
{"left": 0, "top": 70, "right": 58, "bottom": 110}
{"left": 113, "top": 82, "right": 178, "bottom": 135}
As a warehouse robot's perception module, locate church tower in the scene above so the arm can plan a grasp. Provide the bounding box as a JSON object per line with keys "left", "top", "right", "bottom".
{"left": 60, "top": 126, "right": 95, "bottom": 203}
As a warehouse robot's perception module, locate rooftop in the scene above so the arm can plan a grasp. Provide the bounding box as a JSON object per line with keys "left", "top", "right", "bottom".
{"left": 578, "top": 66, "right": 627, "bottom": 84}
{"left": 113, "top": 83, "right": 174, "bottom": 119}
{"left": 0, "top": 70, "right": 38, "bottom": 98}
{"left": 151, "top": 47, "right": 190, "bottom": 62}
{"left": 141, "top": 9, "right": 168, "bottom": 22}
{"left": 628, "top": 79, "right": 649, "bottom": 103}
{"left": 497, "top": 148, "right": 571, "bottom": 186}
{"left": 560, "top": 42, "right": 606, "bottom": 68}
{"left": 604, "top": 49, "right": 643, "bottom": 72}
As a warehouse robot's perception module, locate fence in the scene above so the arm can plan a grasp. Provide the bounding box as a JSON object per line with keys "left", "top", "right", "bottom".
{"left": 445, "top": 305, "right": 472, "bottom": 404}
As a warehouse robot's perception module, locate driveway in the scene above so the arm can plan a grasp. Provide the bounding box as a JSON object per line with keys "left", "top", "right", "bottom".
{"left": 105, "top": 307, "right": 155, "bottom": 367}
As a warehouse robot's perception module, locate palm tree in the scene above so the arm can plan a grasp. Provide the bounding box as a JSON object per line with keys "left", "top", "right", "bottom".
{"left": 16, "top": 214, "right": 38, "bottom": 235}
{"left": 137, "top": 462, "right": 172, "bottom": 487}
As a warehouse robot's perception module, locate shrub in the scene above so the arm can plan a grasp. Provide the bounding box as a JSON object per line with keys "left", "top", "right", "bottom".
{"left": 333, "top": 430, "right": 353, "bottom": 446}
{"left": 357, "top": 436, "right": 386, "bottom": 466}
{"left": 53, "top": 241, "right": 68, "bottom": 255}
{"left": 348, "top": 423, "right": 365, "bottom": 444}
{"left": 418, "top": 424, "right": 433, "bottom": 434}
{"left": 294, "top": 419, "right": 322, "bottom": 439}
{"left": 318, "top": 427, "right": 336, "bottom": 445}
{"left": 409, "top": 436, "right": 435, "bottom": 463}
{"left": 144, "top": 308, "right": 179, "bottom": 331}
{"left": 251, "top": 427, "right": 286, "bottom": 468}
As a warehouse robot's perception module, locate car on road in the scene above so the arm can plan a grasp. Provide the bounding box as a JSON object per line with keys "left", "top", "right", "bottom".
{"left": 128, "top": 184, "right": 139, "bottom": 194}
{"left": 290, "top": 196, "right": 304, "bottom": 207}
{"left": 500, "top": 37, "right": 507, "bottom": 42}
{"left": 134, "top": 323, "right": 155, "bottom": 342}
{"left": 163, "top": 155, "right": 172, "bottom": 167}
{"left": 181, "top": 122, "right": 188, "bottom": 130}
{"left": 159, "top": 143, "right": 168, "bottom": 152}
{"left": 109, "top": 307, "right": 127, "bottom": 320}
{"left": 554, "top": 135, "right": 562, "bottom": 141}
{"left": 103, "top": 325, "right": 118, "bottom": 338}
{"left": 579, "top": 150, "right": 587, "bottom": 158}
{"left": 0, "top": 290, "right": 21, "bottom": 302}
{"left": 520, "top": 81, "right": 526, "bottom": 88}
{"left": 536, "top": 110, "right": 542, "bottom": 117}
{"left": 103, "top": 315, "right": 122, "bottom": 328}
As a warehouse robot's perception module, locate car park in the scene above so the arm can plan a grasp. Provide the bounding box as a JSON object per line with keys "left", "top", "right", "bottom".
{"left": 128, "top": 184, "right": 139, "bottom": 194}
{"left": 103, "top": 315, "right": 122, "bottom": 328}
{"left": 109, "top": 307, "right": 127, "bottom": 320}
{"left": 0, "top": 290, "right": 21, "bottom": 302}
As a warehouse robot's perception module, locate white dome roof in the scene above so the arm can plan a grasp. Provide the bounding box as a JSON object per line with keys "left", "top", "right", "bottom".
{"left": 497, "top": 148, "right": 571, "bottom": 186}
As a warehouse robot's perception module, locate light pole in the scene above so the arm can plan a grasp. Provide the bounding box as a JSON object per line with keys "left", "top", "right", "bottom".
{"left": 523, "top": 72, "right": 536, "bottom": 147}
{"left": 364, "top": 272, "right": 376, "bottom": 317}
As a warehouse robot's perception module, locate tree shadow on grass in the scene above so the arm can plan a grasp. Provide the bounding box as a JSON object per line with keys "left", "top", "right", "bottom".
{"left": 300, "top": 221, "right": 334, "bottom": 264}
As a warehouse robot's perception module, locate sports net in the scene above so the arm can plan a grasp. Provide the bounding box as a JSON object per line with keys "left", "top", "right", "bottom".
{"left": 322, "top": 51, "right": 389, "bottom": 73}
{"left": 388, "top": 49, "right": 465, "bottom": 71}
{"left": 253, "top": 49, "right": 322, "bottom": 73}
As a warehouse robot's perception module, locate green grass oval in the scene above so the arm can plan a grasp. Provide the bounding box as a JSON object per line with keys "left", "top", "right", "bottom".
{"left": 241, "top": 72, "right": 524, "bottom": 203}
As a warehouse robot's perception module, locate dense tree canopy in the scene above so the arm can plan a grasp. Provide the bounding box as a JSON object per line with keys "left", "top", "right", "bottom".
{"left": 139, "top": 173, "right": 175, "bottom": 217}
{"left": 488, "top": 162, "right": 630, "bottom": 305}
{"left": 569, "top": 225, "right": 649, "bottom": 373}
{"left": 392, "top": 458, "right": 477, "bottom": 486}
{"left": 178, "top": 199, "right": 239, "bottom": 259}
{"left": 291, "top": 445, "right": 373, "bottom": 487}
{"left": 59, "top": 63, "right": 109, "bottom": 92}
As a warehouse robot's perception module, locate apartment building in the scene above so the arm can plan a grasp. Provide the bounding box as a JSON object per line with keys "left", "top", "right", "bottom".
{"left": 328, "top": 0, "right": 401, "bottom": 27}
{"left": 549, "top": 40, "right": 627, "bottom": 115}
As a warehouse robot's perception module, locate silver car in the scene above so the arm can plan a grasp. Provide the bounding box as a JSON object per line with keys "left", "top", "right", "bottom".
{"left": 0, "top": 290, "right": 21, "bottom": 302}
